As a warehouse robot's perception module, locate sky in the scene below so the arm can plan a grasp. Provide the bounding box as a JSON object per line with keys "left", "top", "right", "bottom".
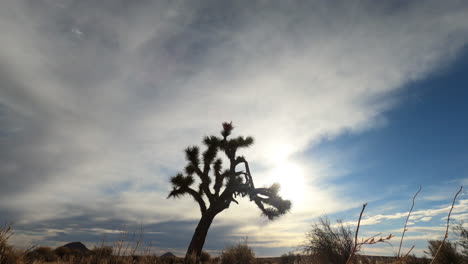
{"left": 1, "top": 0, "right": 468, "bottom": 258}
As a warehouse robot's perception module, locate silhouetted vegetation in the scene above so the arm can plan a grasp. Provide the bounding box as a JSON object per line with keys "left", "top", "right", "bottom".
{"left": 0, "top": 136, "right": 465, "bottom": 264}
{"left": 426, "top": 240, "right": 463, "bottom": 264}
{"left": 200, "top": 251, "right": 211, "bottom": 263}
{"left": 0, "top": 224, "right": 22, "bottom": 264}
{"left": 1, "top": 218, "right": 468, "bottom": 264}
{"left": 401, "top": 254, "right": 430, "bottom": 264}
{"left": 280, "top": 251, "right": 303, "bottom": 264}
{"left": 168, "top": 122, "right": 291, "bottom": 262}
{"left": 454, "top": 224, "right": 468, "bottom": 261}
{"left": 26, "top": 246, "right": 57, "bottom": 262}
{"left": 90, "top": 245, "right": 113, "bottom": 263}
{"left": 54, "top": 245, "right": 71, "bottom": 259}
{"left": 302, "top": 217, "right": 354, "bottom": 263}
{"left": 220, "top": 239, "right": 256, "bottom": 264}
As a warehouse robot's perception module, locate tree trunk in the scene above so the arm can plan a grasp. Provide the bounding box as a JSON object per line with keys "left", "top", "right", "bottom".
{"left": 184, "top": 211, "right": 217, "bottom": 263}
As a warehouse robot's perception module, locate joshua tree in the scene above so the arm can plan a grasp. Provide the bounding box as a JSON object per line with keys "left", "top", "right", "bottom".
{"left": 168, "top": 122, "right": 292, "bottom": 263}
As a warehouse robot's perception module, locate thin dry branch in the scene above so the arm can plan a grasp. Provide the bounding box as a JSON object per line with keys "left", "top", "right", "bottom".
{"left": 344, "top": 203, "right": 394, "bottom": 264}
{"left": 393, "top": 245, "right": 415, "bottom": 264}
{"left": 130, "top": 225, "right": 144, "bottom": 256}
{"left": 346, "top": 203, "right": 367, "bottom": 264}
{"left": 402, "top": 245, "right": 415, "bottom": 259}
{"left": 397, "top": 185, "right": 422, "bottom": 258}
{"left": 429, "top": 186, "right": 463, "bottom": 264}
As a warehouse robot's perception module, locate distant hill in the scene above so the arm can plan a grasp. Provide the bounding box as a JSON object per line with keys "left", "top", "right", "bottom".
{"left": 160, "top": 252, "right": 176, "bottom": 258}
{"left": 61, "top": 242, "right": 90, "bottom": 253}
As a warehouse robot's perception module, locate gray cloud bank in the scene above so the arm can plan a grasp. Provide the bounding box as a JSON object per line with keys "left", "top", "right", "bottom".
{"left": 1, "top": 0, "right": 468, "bottom": 254}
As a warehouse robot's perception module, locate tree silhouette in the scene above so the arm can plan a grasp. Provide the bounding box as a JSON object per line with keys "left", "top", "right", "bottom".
{"left": 168, "top": 122, "right": 292, "bottom": 263}
{"left": 427, "top": 240, "right": 463, "bottom": 264}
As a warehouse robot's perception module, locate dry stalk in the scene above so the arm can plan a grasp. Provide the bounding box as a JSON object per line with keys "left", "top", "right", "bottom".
{"left": 115, "top": 227, "right": 128, "bottom": 257}
{"left": 346, "top": 203, "right": 367, "bottom": 264}
{"left": 429, "top": 186, "right": 463, "bottom": 264}
{"left": 130, "top": 225, "right": 144, "bottom": 256}
{"left": 401, "top": 245, "right": 415, "bottom": 259}
{"left": 345, "top": 203, "right": 394, "bottom": 264}
{"left": 394, "top": 245, "right": 415, "bottom": 264}
{"left": 397, "top": 186, "right": 422, "bottom": 258}
{"left": 123, "top": 230, "right": 133, "bottom": 256}
{"left": 0, "top": 223, "right": 14, "bottom": 243}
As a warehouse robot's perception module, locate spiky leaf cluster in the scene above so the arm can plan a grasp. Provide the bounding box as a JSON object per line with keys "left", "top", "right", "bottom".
{"left": 168, "top": 122, "right": 291, "bottom": 219}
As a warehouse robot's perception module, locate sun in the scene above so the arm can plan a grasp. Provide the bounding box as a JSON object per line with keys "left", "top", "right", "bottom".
{"left": 271, "top": 161, "right": 305, "bottom": 204}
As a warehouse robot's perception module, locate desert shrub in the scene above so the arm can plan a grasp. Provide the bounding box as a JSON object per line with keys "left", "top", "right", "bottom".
{"left": 0, "top": 224, "right": 20, "bottom": 264}
{"left": 55, "top": 245, "right": 71, "bottom": 258}
{"left": 86, "top": 245, "right": 114, "bottom": 263}
{"left": 160, "top": 255, "right": 179, "bottom": 264}
{"left": 256, "top": 259, "right": 274, "bottom": 264}
{"left": 454, "top": 224, "right": 468, "bottom": 260}
{"left": 427, "top": 240, "right": 463, "bottom": 264}
{"left": 280, "top": 251, "right": 302, "bottom": 264}
{"left": 0, "top": 249, "right": 20, "bottom": 264}
{"left": 200, "top": 251, "right": 211, "bottom": 262}
{"left": 92, "top": 245, "right": 113, "bottom": 258}
{"left": 402, "top": 254, "right": 430, "bottom": 264}
{"left": 220, "top": 240, "right": 255, "bottom": 264}
{"left": 136, "top": 254, "right": 162, "bottom": 264}
{"left": 302, "top": 217, "right": 353, "bottom": 264}
{"left": 55, "top": 247, "right": 90, "bottom": 262}
{"left": 26, "top": 246, "right": 57, "bottom": 262}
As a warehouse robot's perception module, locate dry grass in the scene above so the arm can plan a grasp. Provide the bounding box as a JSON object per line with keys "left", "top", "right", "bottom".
{"left": 0, "top": 223, "right": 24, "bottom": 264}
{"left": 220, "top": 239, "right": 255, "bottom": 264}
{"left": 301, "top": 186, "right": 464, "bottom": 264}
{"left": 429, "top": 186, "right": 462, "bottom": 264}
{"left": 1, "top": 186, "right": 465, "bottom": 264}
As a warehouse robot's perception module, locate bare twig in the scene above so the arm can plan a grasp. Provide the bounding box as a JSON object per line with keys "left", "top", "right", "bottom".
{"left": 394, "top": 245, "right": 415, "bottom": 264}
{"left": 354, "top": 203, "right": 367, "bottom": 249}
{"left": 115, "top": 227, "right": 127, "bottom": 257}
{"left": 346, "top": 203, "right": 367, "bottom": 264}
{"left": 398, "top": 186, "right": 421, "bottom": 258}
{"left": 130, "top": 224, "right": 144, "bottom": 256}
{"left": 430, "top": 186, "right": 463, "bottom": 264}
{"left": 402, "top": 245, "right": 415, "bottom": 259}
{"left": 123, "top": 229, "right": 133, "bottom": 256}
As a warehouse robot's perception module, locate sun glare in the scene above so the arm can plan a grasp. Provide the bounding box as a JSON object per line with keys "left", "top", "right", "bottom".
{"left": 271, "top": 161, "right": 306, "bottom": 204}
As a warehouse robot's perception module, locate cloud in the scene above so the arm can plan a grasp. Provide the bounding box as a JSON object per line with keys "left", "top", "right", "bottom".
{"left": 341, "top": 198, "right": 468, "bottom": 227}
{"left": 1, "top": 0, "right": 468, "bottom": 255}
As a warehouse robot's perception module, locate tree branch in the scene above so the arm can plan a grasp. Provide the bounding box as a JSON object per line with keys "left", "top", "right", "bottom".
{"left": 398, "top": 186, "right": 421, "bottom": 258}
{"left": 242, "top": 159, "right": 255, "bottom": 189}
{"left": 186, "top": 187, "right": 207, "bottom": 215}
{"left": 430, "top": 186, "right": 463, "bottom": 264}
{"left": 346, "top": 203, "right": 367, "bottom": 264}
{"left": 213, "top": 159, "right": 224, "bottom": 197}
{"left": 199, "top": 171, "right": 215, "bottom": 204}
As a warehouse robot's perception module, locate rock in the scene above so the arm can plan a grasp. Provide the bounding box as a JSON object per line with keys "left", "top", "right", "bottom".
{"left": 61, "top": 242, "right": 90, "bottom": 253}
{"left": 160, "top": 252, "right": 176, "bottom": 258}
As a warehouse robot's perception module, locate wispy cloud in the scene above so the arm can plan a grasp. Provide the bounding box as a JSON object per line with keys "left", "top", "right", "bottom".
{"left": 1, "top": 0, "right": 468, "bottom": 255}
{"left": 341, "top": 198, "right": 468, "bottom": 227}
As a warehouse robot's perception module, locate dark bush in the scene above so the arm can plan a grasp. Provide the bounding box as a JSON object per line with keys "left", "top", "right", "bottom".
{"left": 54, "top": 246, "right": 71, "bottom": 258}
{"left": 92, "top": 245, "right": 113, "bottom": 258}
{"left": 0, "top": 224, "right": 20, "bottom": 264}
{"left": 454, "top": 224, "right": 468, "bottom": 260}
{"left": 402, "top": 254, "right": 430, "bottom": 264}
{"left": 0, "top": 246, "right": 19, "bottom": 264}
{"left": 160, "top": 255, "right": 179, "bottom": 264}
{"left": 303, "top": 217, "right": 353, "bottom": 264}
{"left": 427, "top": 240, "right": 463, "bottom": 264}
{"left": 200, "top": 251, "right": 211, "bottom": 262}
{"left": 220, "top": 240, "right": 255, "bottom": 264}
{"left": 26, "top": 246, "right": 57, "bottom": 262}
{"left": 280, "top": 252, "right": 302, "bottom": 264}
